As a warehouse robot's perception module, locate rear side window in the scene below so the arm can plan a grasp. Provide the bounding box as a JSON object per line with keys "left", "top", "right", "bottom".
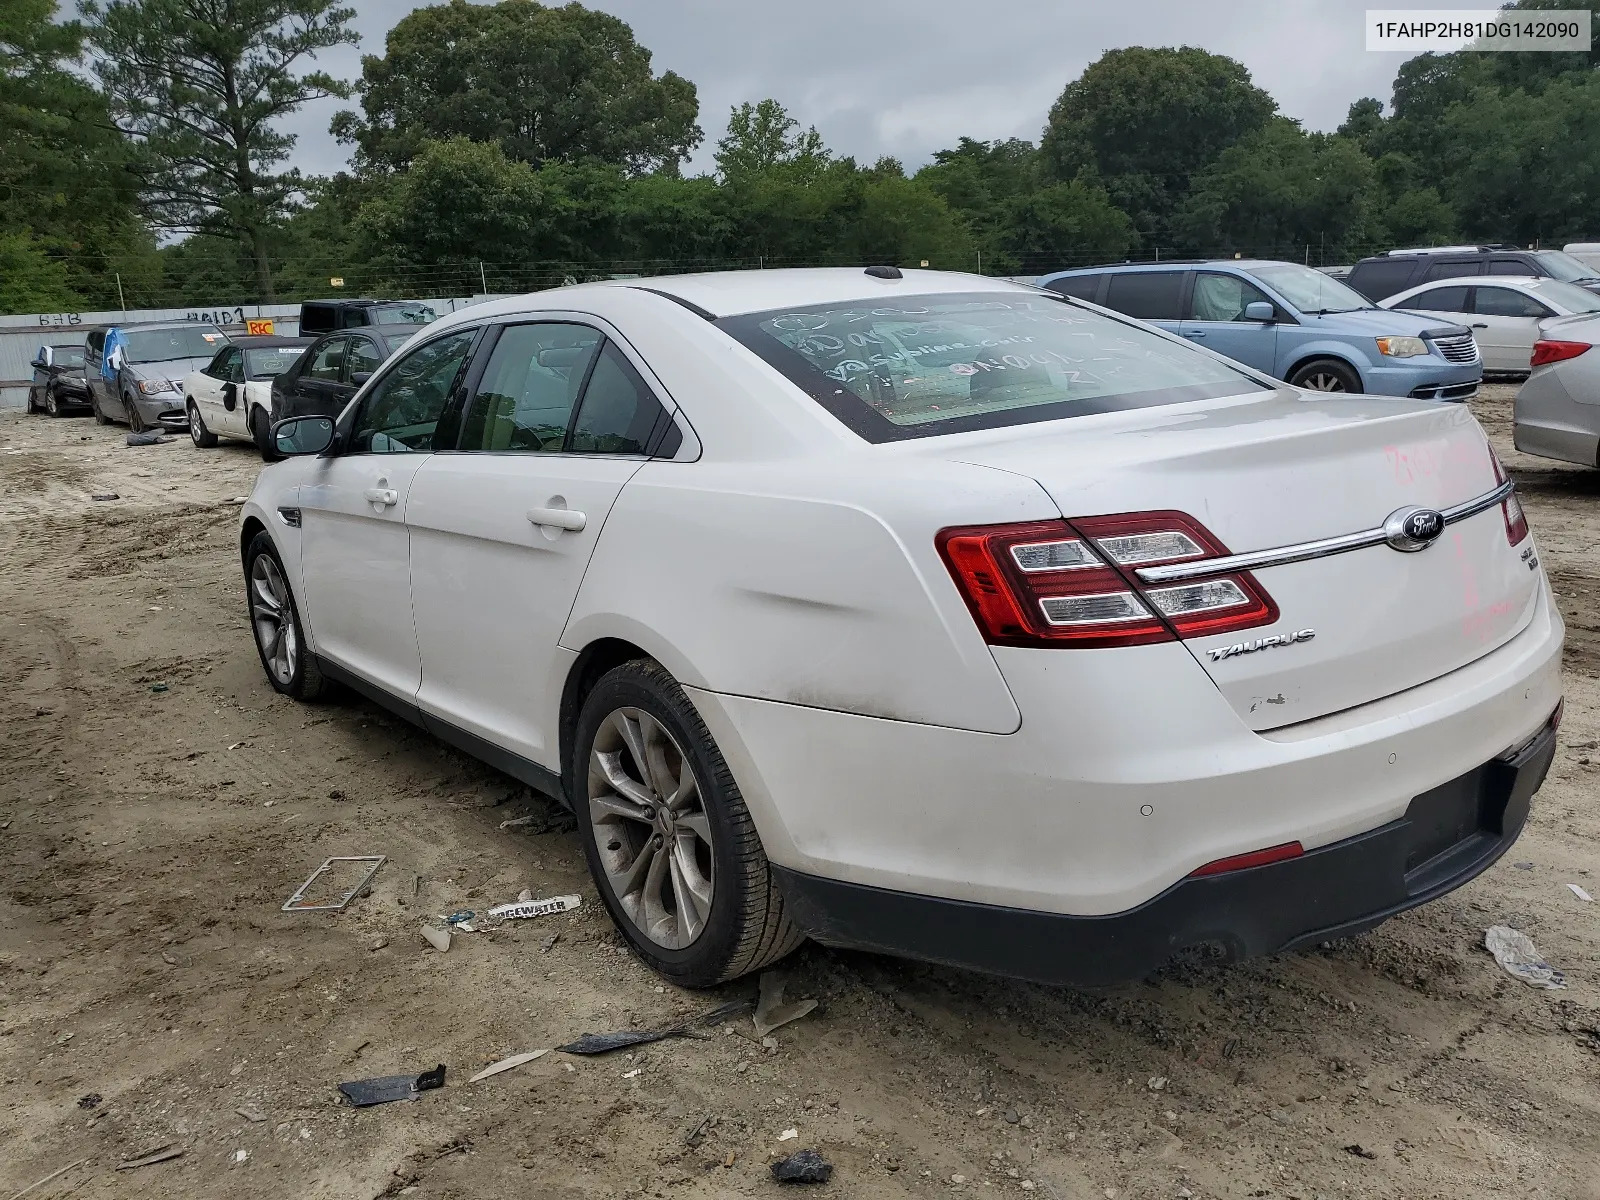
{"left": 1488, "top": 259, "right": 1534, "bottom": 275}
{"left": 1421, "top": 259, "right": 1481, "bottom": 283}
{"left": 300, "top": 305, "right": 334, "bottom": 334}
{"left": 718, "top": 291, "right": 1264, "bottom": 443}
{"left": 1046, "top": 274, "right": 1102, "bottom": 301}
{"left": 1348, "top": 259, "right": 1415, "bottom": 300}
{"left": 1103, "top": 272, "right": 1185, "bottom": 320}
{"left": 569, "top": 342, "right": 669, "bottom": 455}
{"left": 1406, "top": 286, "right": 1469, "bottom": 312}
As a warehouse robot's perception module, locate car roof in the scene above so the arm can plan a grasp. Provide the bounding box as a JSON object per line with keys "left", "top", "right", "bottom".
{"left": 112, "top": 320, "right": 226, "bottom": 333}
{"left": 606, "top": 268, "right": 1035, "bottom": 318}
{"left": 303, "top": 297, "right": 386, "bottom": 306}
{"left": 1043, "top": 259, "right": 1294, "bottom": 277}
{"left": 234, "top": 335, "right": 314, "bottom": 348}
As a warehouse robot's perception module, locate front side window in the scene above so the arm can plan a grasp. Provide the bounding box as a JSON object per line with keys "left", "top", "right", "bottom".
{"left": 1406, "top": 286, "right": 1469, "bottom": 312}
{"left": 1104, "top": 271, "right": 1185, "bottom": 320}
{"left": 1191, "top": 273, "right": 1274, "bottom": 322}
{"left": 306, "top": 337, "right": 348, "bottom": 382}
{"left": 719, "top": 292, "right": 1265, "bottom": 442}
{"left": 222, "top": 347, "right": 245, "bottom": 382}
{"left": 204, "top": 346, "right": 232, "bottom": 377}
{"left": 460, "top": 324, "right": 601, "bottom": 452}
{"left": 345, "top": 337, "right": 383, "bottom": 380}
{"left": 1473, "top": 288, "right": 1550, "bottom": 319}
{"left": 124, "top": 326, "right": 227, "bottom": 362}
{"left": 349, "top": 330, "right": 476, "bottom": 453}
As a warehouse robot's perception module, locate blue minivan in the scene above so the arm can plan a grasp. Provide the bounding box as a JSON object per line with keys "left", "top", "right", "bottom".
{"left": 1036, "top": 260, "right": 1483, "bottom": 400}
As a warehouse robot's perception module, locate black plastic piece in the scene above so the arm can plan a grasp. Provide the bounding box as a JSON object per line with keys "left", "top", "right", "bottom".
{"left": 775, "top": 720, "right": 1557, "bottom": 988}
{"left": 772, "top": 1149, "right": 834, "bottom": 1183}
{"left": 631, "top": 286, "right": 719, "bottom": 322}
{"left": 557, "top": 999, "right": 752, "bottom": 1055}
{"left": 338, "top": 1064, "right": 446, "bottom": 1107}
{"left": 864, "top": 265, "right": 903, "bottom": 279}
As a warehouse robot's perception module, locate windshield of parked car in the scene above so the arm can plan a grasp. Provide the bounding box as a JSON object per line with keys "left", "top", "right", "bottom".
{"left": 719, "top": 292, "right": 1267, "bottom": 442}
{"left": 365, "top": 302, "right": 436, "bottom": 325}
{"left": 124, "top": 327, "right": 227, "bottom": 362}
{"left": 244, "top": 347, "right": 306, "bottom": 379}
{"left": 1534, "top": 250, "right": 1600, "bottom": 283}
{"left": 1531, "top": 279, "right": 1600, "bottom": 313}
{"left": 1248, "top": 262, "right": 1372, "bottom": 313}
{"left": 49, "top": 346, "right": 84, "bottom": 367}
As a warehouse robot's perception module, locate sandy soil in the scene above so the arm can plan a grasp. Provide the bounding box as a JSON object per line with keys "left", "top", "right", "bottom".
{"left": 1, "top": 387, "right": 1598, "bottom": 1200}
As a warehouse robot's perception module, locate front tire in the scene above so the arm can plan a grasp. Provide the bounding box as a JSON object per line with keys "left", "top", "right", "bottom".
{"left": 125, "top": 394, "right": 146, "bottom": 434}
{"left": 244, "top": 532, "right": 325, "bottom": 701}
{"left": 573, "top": 658, "right": 802, "bottom": 987}
{"left": 1289, "top": 358, "right": 1361, "bottom": 393}
{"left": 45, "top": 388, "right": 66, "bottom": 417}
{"left": 251, "top": 407, "right": 277, "bottom": 461}
{"left": 187, "top": 400, "right": 218, "bottom": 447}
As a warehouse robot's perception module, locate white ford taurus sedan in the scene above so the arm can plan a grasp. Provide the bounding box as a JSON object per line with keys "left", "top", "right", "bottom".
{"left": 242, "top": 268, "right": 1563, "bottom": 988}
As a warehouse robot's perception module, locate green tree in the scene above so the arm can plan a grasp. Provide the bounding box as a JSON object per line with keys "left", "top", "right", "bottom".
{"left": 83, "top": 0, "right": 359, "bottom": 301}
{"left": 1006, "top": 180, "right": 1138, "bottom": 271}
{"left": 714, "top": 98, "right": 828, "bottom": 178}
{"left": 335, "top": 0, "right": 700, "bottom": 175}
{"left": 915, "top": 137, "right": 1037, "bottom": 270}
{"left": 0, "top": 231, "right": 79, "bottom": 311}
{"left": 1039, "top": 46, "right": 1276, "bottom": 240}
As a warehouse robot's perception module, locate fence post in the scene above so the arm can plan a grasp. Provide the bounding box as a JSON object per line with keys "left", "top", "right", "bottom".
{"left": 479, "top": 261, "right": 488, "bottom": 294}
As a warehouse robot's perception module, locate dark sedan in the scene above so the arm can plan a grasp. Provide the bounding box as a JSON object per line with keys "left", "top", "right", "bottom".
{"left": 27, "top": 343, "right": 93, "bottom": 417}
{"left": 269, "top": 325, "right": 417, "bottom": 428}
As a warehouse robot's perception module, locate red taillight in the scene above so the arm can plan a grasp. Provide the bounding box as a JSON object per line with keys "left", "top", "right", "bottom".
{"left": 936, "top": 511, "right": 1278, "bottom": 649}
{"left": 1188, "top": 841, "right": 1304, "bottom": 878}
{"left": 1488, "top": 448, "right": 1530, "bottom": 546}
{"left": 1530, "top": 339, "right": 1590, "bottom": 368}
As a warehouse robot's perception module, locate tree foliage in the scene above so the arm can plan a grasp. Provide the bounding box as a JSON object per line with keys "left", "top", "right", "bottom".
{"left": 83, "top": 0, "right": 359, "bottom": 299}
{"left": 334, "top": 0, "right": 701, "bottom": 175}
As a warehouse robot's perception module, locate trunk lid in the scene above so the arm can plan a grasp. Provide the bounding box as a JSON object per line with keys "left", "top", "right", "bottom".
{"left": 933, "top": 389, "right": 1540, "bottom": 729}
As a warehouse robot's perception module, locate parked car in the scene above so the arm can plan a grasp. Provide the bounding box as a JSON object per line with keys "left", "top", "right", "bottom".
{"left": 86, "top": 322, "right": 230, "bottom": 432}
{"left": 26, "top": 342, "right": 92, "bottom": 416}
{"left": 1515, "top": 314, "right": 1600, "bottom": 467}
{"left": 241, "top": 268, "right": 1562, "bottom": 990}
{"left": 1317, "top": 265, "right": 1353, "bottom": 280}
{"left": 1562, "top": 242, "right": 1600, "bottom": 274}
{"left": 1038, "top": 259, "right": 1482, "bottom": 398}
{"left": 1346, "top": 245, "right": 1600, "bottom": 303}
{"left": 268, "top": 326, "right": 415, "bottom": 433}
{"left": 1379, "top": 276, "right": 1600, "bottom": 374}
{"left": 298, "top": 298, "right": 436, "bottom": 335}
{"left": 183, "top": 335, "right": 314, "bottom": 452}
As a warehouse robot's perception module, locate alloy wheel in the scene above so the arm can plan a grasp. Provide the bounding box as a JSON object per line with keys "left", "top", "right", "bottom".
{"left": 587, "top": 707, "right": 714, "bottom": 950}
{"left": 249, "top": 554, "right": 298, "bottom": 687}
{"left": 188, "top": 404, "right": 204, "bottom": 445}
{"left": 1303, "top": 372, "right": 1347, "bottom": 392}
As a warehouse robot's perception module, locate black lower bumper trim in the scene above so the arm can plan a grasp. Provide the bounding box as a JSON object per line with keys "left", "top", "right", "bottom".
{"left": 776, "top": 717, "right": 1558, "bottom": 988}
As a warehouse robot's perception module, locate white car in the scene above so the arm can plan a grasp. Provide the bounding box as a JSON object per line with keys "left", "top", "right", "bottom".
{"left": 1515, "top": 314, "right": 1600, "bottom": 467}
{"left": 241, "top": 268, "right": 1563, "bottom": 988}
{"left": 185, "top": 337, "right": 312, "bottom": 451}
{"left": 1380, "top": 275, "right": 1600, "bottom": 374}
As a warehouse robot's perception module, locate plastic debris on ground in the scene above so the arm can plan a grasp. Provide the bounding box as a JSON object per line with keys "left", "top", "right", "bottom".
{"left": 468, "top": 1050, "right": 548, "bottom": 1083}
{"left": 1342, "top": 1143, "right": 1378, "bottom": 1160}
{"left": 487, "top": 894, "right": 582, "bottom": 921}
{"left": 420, "top": 924, "right": 451, "bottom": 953}
{"left": 90, "top": 493, "right": 119, "bottom": 501}
{"left": 1568, "top": 884, "right": 1594, "bottom": 902}
{"left": 772, "top": 1149, "right": 834, "bottom": 1184}
{"left": 338, "top": 1064, "right": 446, "bottom": 1107}
{"left": 117, "top": 1144, "right": 185, "bottom": 1170}
{"left": 753, "top": 971, "right": 817, "bottom": 1038}
{"left": 558, "top": 998, "right": 753, "bottom": 1055}
{"left": 1485, "top": 925, "right": 1566, "bottom": 989}
{"left": 777, "top": 1127, "right": 799, "bottom": 1141}
{"left": 125, "top": 431, "right": 169, "bottom": 446}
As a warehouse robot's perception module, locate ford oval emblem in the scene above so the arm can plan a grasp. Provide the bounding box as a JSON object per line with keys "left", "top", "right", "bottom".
{"left": 1383, "top": 505, "right": 1445, "bottom": 552}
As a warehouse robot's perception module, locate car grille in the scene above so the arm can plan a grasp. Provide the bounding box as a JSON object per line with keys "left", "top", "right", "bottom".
{"left": 1430, "top": 332, "right": 1480, "bottom": 364}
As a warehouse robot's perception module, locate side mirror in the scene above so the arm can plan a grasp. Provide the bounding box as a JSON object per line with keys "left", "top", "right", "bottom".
{"left": 272, "top": 415, "right": 336, "bottom": 457}
{"left": 1244, "top": 301, "right": 1275, "bottom": 323}
{"left": 351, "top": 370, "right": 373, "bottom": 386}
{"left": 34, "top": 347, "right": 53, "bottom": 369}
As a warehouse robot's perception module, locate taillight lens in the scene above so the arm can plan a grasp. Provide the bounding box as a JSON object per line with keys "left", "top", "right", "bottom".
{"left": 936, "top": 511, "right": 1278, "bottom": 649}
{"left": 1488, "top": 448, "right": 1530, "bottom": 546}
{"left": 1188, "top": 841, "right": 1304, "bottom": 878}
{"left": 1530, "top": 339, "right": 1590, "bottom": 368}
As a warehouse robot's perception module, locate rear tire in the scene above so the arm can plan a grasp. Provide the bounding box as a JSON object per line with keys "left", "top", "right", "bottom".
{"left": 92, "top": 396, "right": 111, "bottom": 426}
{"left": 244, "top": 531, "right": 325, "bottom": 701}
{"left": 187, "top": 400, "right": 218, "bottom": 447}
{"left": 573, "top": 658, "right": 803, "bottom": 987}
{"left": 26, "top": 389, "right": 39, "bottom": 414}
{"left": 1289, "top": 358, "right": 1361, "bottom": 393}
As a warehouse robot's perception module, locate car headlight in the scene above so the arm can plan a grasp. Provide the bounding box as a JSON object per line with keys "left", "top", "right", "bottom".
{"left": 1375, "top": 335, "right": 1429, "bottom": 358}
{"left": 137, "top": 378, "right": 178, "bottom": 395}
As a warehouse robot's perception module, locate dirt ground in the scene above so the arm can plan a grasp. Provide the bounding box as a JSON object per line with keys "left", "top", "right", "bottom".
{"left": 1, "top": 385, "right": 1597, "bottom": 1200}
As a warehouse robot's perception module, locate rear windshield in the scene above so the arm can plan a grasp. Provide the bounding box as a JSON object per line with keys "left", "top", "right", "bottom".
{"left": 244, "top": 347, "right": 306, "bottom": 379}
{"left": 124, "top": 327, "right": 227, "bottom": 362}
{"left": 718, "top": 292, "right": 1266, "bottom": 442}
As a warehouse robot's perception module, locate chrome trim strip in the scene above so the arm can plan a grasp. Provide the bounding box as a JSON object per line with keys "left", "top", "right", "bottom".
{"left": 1135, "top": 480, "right": 1515, "bottom": 584}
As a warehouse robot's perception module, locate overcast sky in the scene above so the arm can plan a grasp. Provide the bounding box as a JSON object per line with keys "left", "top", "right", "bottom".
{"left": 282, "top": 0, "right": 1462, "bottom": 177}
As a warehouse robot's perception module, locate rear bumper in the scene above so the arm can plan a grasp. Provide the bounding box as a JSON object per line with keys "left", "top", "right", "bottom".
{"left": 776, "top": 713, "right": 1558, "bottom": 987}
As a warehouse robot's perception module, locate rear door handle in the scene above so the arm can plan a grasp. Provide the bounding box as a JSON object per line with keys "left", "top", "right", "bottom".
{"left": 527, "top": 507, "right": 586, "bottom": 532}
{"left": 363, "top": 487, "right": 399, "bottom": 507}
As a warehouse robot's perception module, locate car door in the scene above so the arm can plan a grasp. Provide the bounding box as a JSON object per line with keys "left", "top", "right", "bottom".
{"left": 218, "top": 347, "right": 253, "bottom": 437}
{"left": 406, "top": 320, "right": 678, "bottom": 770}
{"left": 1469, "top": 285, "right": 1550, "bottom": 371}
{"left": 84, "top": 331, "right": 108, "bottom": 413}
{"left": 1178, "top": 272, "right": 1279, "bottom": 371}
{"left": 294, "top": 336, "right": 349, "bottom": 418}
{"left": 195, "top": 346, "right": 238, "bottom": 434}
{"left": 295, "top": 328, "right": 479, "bottom": 699}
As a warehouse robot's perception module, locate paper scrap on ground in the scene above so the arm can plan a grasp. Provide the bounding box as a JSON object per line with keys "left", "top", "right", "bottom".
{"left": 1485, "top": 925, "right": 1566, "bottom": 989}
{"left": 488, "top": 894, "right": 582, "bottom": 921}
{"left": 468, "top": 1050, "right": 548, "bottom": 1083}
{"left": 1567, "top": 883, "right": 1593, "bottom": 902}
{"left": 420, "top": 924, "right": 451, "bottom": 953}
{"left": 753, "top": 971, "right": 818, "bottom": 1038}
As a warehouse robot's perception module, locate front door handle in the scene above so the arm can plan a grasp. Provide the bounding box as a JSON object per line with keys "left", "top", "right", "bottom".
{"left": 363, "top": 486, "right": 399, "bottom": 507}
{"left": 1183, "top": 330, "right": 1206, "bottom": 338}
{"left": 1471, "top": 322, "right": 1488, "bottom": 328}
{"left": 527, "top": 507, "right": 586, "bottom": 532}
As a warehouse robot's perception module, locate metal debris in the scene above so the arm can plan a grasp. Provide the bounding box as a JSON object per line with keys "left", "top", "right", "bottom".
{"left": 1567, "top": 884, "right": 1594, "bottom": 903}
{"left": 753, "top": 971, "right": 817, "bottom": 1038}
{"left": 557, "top": 998, "right": 753, "bottom": 1055}
{"left": 282, "top": 855, "right": 385, "bottom": 913}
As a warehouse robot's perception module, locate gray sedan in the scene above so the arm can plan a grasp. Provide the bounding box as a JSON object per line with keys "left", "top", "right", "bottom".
{"left": 1515, "top": 313, "right": 1600, "bottom": 467}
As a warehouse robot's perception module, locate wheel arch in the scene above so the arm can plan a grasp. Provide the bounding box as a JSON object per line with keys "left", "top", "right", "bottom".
{"left": 1285, "top": 350, "right": 1365, "bottom": 390}
{"left": 558, "top": 636, "right": 653, "bottom": 806}
{"left": 240, "top": 516, "right": 269, "bottom": 565}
